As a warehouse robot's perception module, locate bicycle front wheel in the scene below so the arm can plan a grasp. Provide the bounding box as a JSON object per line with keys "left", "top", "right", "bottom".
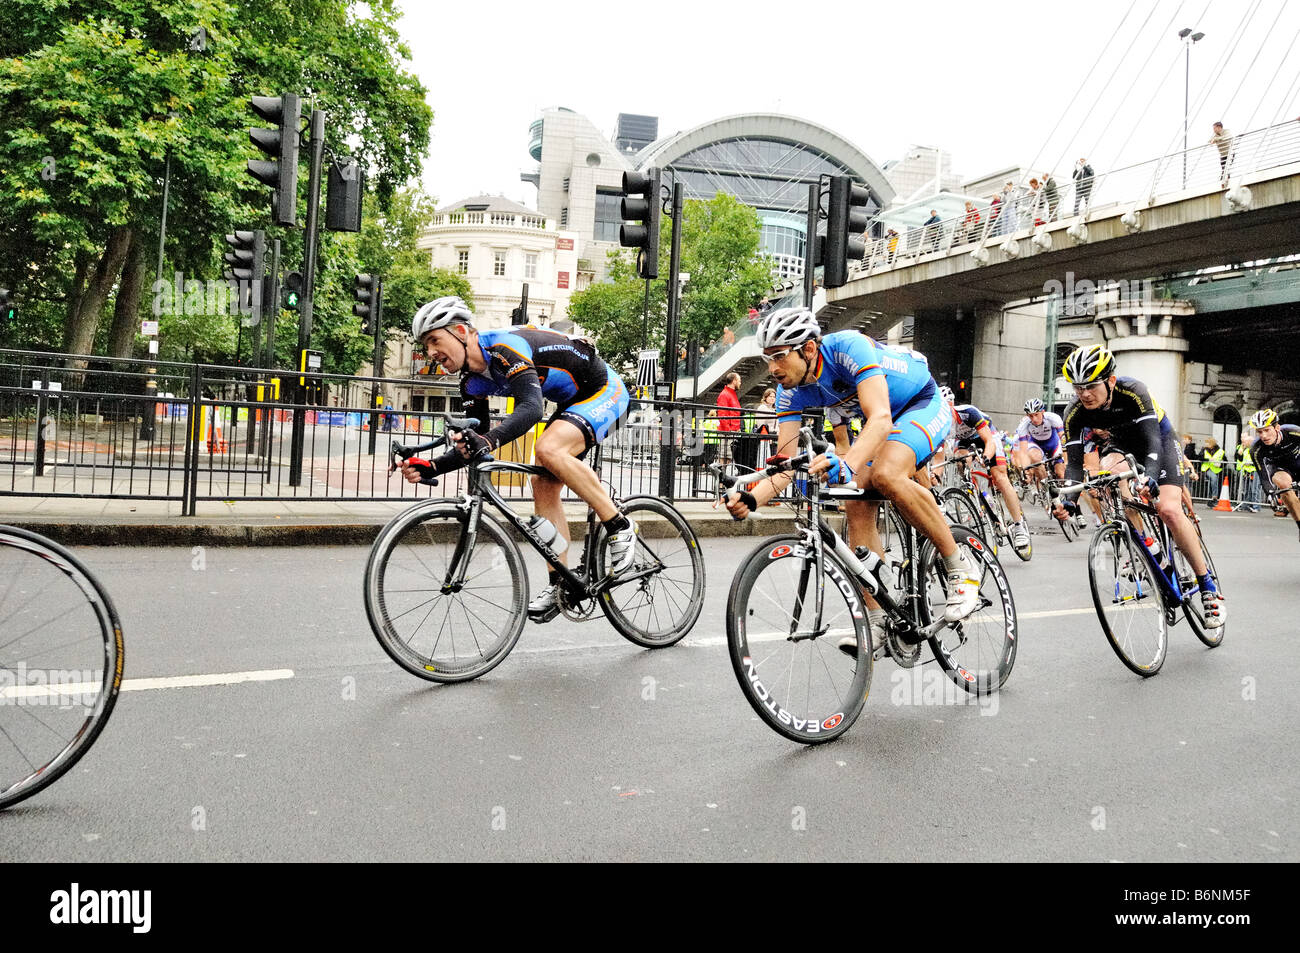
{"left": 1087, "top": 524, "right": 1167, "bottom": 676}
{"left": 364, "top": 503, "right": 527, "bottom": 683}
{"left": 919, "top": 525, "right": 1018, "bottom": 695}
{"left": 726, "top": 535, "right": 871, "bottom": 744}
{"left": 939, "top": 487, "right": 982, "bottom": 533}
{"left": 1173, "top": 525, "right": 1225, "bottom": 648}
{"left": 0, "top": 526, "right": 123, "bottom": 811}
{"left": 595, "top": 496, "right": 705, "bottom": 648}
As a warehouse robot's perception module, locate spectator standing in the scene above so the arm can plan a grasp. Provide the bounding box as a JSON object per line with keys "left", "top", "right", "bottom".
{"left": 885, "top": 227, "right": 900, "bottom": 263}
{"left": 721, "top": 325, "right": 736, "bottom": 348}
{"left": 998, "top": 181, "right": 1018, "bottom": 235}
{"left": 1201, "top": 436, "right": 1225, "bottom": 504}
{"left": 1209, "top": 122, "right": 1234, "bottom": 185}
{"left": 716, "top": 371, "right": 742, "bottom": 467}
{"left": 1236, "top": 432, "right": 1260, "bottom": 513}
{"left": 1041, "top": 173, "right": 1060, "bottom": 221}
{"left": 987, "top": 193, "right": 1001, "bottom": 238}
{"left": 1026, "top": 178, "right": 1044, "bottom": 226}
{"left": 1072, "top": 158, "right": 1094, "bottom": 214}
{"left": 922, "top": 209, "right": 942, "bottom": 252}
{"left": 955, "top": 201, "right": 981, "bottom": 244}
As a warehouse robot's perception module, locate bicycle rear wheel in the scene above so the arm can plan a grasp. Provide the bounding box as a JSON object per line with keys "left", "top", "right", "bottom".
{"left": 726, "top": 535, "right": 870, "bottom": 744}
{"left": 0, "top": 526, "right": 123, "bottom": 811}
{"left": 1173, "top": 524, "right": 1225, "bottom": 648}
{"left": 919, "top": 525, "right": 1018, "bottom": 694}
{"left": 595, "top": 496, "right": 705, "bottom": 648}
{"left": 364, "top": 502, "right": 527, "bottom": 683}
{"left": 1087, "top": 524, "right": 1167, "bottom": 676}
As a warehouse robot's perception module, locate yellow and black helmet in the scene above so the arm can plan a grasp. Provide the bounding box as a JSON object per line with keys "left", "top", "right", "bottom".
{"left": 1250, "top": 408, "right": 1278, "bottom": 429}
{"left": 1062, "top": 344, "right": 1116, "bottom": 384}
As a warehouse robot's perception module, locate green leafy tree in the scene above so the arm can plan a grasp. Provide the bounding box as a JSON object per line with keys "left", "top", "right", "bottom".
{"left": 0, "top": 0, "right": 433, "bottom": 365}
{"left": 566, "top": 192, "right": 773, "bottom": 381}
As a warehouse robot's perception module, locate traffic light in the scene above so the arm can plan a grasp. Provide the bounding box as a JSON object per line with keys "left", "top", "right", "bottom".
{"left": 823, "top": 175, "right": 871, "bottom": 288}
{"left": 510, "top": 306, "right": 525, "bottom": 326}
{"left": 282, "top": 271, "right": 304, "bottom": 311}
{"left": 247, "top": 93, "right": 301, "bottom": 227}
{"left": 0, "top": 288, "right": 14, "bottom": 323}
{"left": 619, "top": 168, "right": 660, "bottom": 279}
{"left": 353, "top": 274, "right": 379, "bottom": 335}
{"left": 222, "top": 230, "right": 265, "bottom": 317}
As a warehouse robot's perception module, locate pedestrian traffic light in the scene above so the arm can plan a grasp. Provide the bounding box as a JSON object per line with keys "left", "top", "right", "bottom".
{"left": 619, "top": 168, "right": 660, "bottom": 279}
{"left": 353, "top": 274, "right": 379, "bottom": 335}
{"left": 823, "top": 175, "right": 871, "bottom": 288}
{"left": 282, "top": 271, "right": 304, "bottom": 311}
{"left": 0, "top": 288, "right": 14, "bottom": 324}
{"left": 247, "top": 93, "right": 301, "bottom": 227}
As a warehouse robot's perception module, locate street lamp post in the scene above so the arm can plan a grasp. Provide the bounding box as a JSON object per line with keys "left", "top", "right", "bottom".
{"left": 1179, "top": 27, "right": 1206, "bottom": 188}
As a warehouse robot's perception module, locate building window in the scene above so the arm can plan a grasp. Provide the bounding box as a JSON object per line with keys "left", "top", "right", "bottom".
{"left": 560, "top": 207, "right": 568, "bottom": 227}
{"left": 493, "top": 251, "right": 506, "bottom": 277}
{"left": 593, "top": 189, "right": 623, "bottom": 243}
{"left": 456, "top": 249, "right": 469, "bottom": 274}
{"left": 525, "top": 253, "right": 538, "bottom": 280}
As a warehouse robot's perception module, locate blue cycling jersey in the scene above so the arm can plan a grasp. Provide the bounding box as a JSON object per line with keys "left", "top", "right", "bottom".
{"left": 774, "top": 331, "right": 933, "bottom": 424}
{"left": 463, "top": 327, "right": 606, "bottom": 406}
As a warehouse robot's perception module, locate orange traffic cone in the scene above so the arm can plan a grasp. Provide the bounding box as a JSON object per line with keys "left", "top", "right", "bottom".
{"left": 1213, "top": 474, "right": 1232, "bottom": 511}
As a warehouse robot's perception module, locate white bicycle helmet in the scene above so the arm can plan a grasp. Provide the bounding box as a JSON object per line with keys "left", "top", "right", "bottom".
{"left": 939, "top": 385, "right": 955, "bottom": 404}
{"left": 756, "top": 307, "right": 820, "bottom": 349}
{"left": 1250, "top": 408, "right": 1278, "bottom": 429}
{"left": 412, "top": 296, "right": 474, "bottom": 342}
{"left": 1024, "top": 397, "right": 1046, "bottom": 414}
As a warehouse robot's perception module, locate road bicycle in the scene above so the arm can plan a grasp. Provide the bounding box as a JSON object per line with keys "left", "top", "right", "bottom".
{"left": 363, "top": 416, "right": 706, "bottom": 683}
{"left": 0, "top": 525, "right": 124, "bottom": 810}
{"left": 1057, "top": 455, "right": 1224, "bottom": 677}
{"left": 720, "top": 427, "right": 1017, "bottom": 744}
{"left": 940, "top": 451, "right": 1032, "bottom": 561}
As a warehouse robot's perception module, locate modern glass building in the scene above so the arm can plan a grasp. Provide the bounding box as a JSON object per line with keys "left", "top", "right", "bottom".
{"left": 524, "top": 109, "right": 894, "bottom": 282}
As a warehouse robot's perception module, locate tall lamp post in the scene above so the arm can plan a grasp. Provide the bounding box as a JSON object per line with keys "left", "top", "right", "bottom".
{"left": 1179, "top": 27, "right": 1206, "bottom": 188}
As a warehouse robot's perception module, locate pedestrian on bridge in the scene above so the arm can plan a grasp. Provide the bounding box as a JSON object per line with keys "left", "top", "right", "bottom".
{"left": 922, "top": 209, "right": 942, "bottom": 252}
{"left": 1042, "top": 173, "right": 1060, "bottom": 221}
{"left": 1073, "top": 159, "right": 1094, "bottom": 214}
{"left": 1209, "top": 122, "right": 1234, "bottom": 185}
{"left": 998, "top": 181, "right": 1019, "bottom": 234}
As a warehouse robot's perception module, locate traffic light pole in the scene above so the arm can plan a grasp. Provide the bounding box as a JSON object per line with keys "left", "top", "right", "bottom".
{"left": 289, "top": 108, "right": 325, "bottom": 487}
{"left": 367, "top": 279, "right": 384, "bottom": 457}
{"left": 260, "top": 238, "right": 281, "bottom": 466}
{"left": 804, "top": 182, "right": 818, "bottom": 310}
{"left": 657, "top": 182, "right": 684, "bottom": 501}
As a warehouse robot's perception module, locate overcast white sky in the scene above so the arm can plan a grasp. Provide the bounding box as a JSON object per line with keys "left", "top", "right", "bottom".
{"left": 398, "top": 0, "right": 1300, "bottom": 208}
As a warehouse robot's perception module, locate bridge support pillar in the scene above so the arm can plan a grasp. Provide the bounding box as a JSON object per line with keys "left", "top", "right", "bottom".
{"left": 1096, "top": 300, "right": 1192, "bottom": 420}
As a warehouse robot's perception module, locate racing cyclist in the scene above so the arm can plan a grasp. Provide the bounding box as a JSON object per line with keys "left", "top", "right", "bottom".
{"left": 1248, "top": 408, "right": 1300, "bottom": 539}
{"left": 1012, "top": 397, "right": 1067, "bottom": 497}
{"left": 721, "top": 308, "right": 982, "bottom": 643}
{"left": 1051, "top": 345, "right": 1223, "bottom": 627}
{"left": 400, "top": 297, "right": 634, "bottom": 623}
{"left": 946, "top": 392, "right": 1032, "bottom": 553}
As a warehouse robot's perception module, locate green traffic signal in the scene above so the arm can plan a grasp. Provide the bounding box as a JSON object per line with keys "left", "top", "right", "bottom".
{"left": 282, "top": 271, "right": 304, "bottom": 311}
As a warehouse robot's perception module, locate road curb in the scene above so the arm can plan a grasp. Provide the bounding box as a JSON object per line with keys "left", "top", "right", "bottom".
{"left": 1, "top": 512, "right": 801, "bottom": 547}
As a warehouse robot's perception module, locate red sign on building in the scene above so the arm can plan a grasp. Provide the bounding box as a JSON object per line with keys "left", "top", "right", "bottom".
{"left": 556, "top": 237, "right": 574, "bottom": 251}
{"left": 557, "top": 271, "right": 570, "bottom": 289}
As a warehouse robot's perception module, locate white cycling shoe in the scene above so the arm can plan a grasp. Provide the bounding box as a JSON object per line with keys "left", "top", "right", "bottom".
{"left": 1200, "top": 589, "right": 1226, "bottom": 628}
{"left": 944, "top": 563, "right": 982, "bottom": 622}
{"left": 606, "top": 519, "right": 639, "bottom": 576}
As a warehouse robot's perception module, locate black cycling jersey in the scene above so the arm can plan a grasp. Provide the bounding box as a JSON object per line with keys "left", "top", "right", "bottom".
{"left": 432, "top": 327, "right": 608, "bottom": 473}
{"left": 1062, "top": 376, "right": 1181, "bottom": 485}
{"left": 1253, "top": 425, "right": 1300, "bottom": 486}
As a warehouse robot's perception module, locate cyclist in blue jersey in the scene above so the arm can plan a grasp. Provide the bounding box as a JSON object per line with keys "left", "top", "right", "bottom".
{"left": 1012, "top": 397, "right": 1067, "bottom": 491}
{"left": 399, "top": 297, "right": 634, "bottom": 623}
{"left": 722, "top": 307, "right": 982, "bottom": 634}
{"left": 944, "top": 392, "right": 1031, "bottom": 553}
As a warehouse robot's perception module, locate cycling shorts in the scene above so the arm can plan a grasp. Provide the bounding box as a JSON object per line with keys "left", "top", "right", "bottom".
{"left": 552, "top": 364, "right": 629, "bottom": 455}
{"left": 1018, "top": 430, "right": 1063, "bottom": 459}
{"left": 886, "top": 381, "right": 951, "bottom": 468}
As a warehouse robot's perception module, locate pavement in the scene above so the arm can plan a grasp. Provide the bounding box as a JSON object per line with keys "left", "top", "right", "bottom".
{"left": 0, "top": 494, "right": 802, "bottom": 546}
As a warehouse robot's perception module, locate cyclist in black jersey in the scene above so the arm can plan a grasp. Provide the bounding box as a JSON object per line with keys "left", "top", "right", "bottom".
{"left": 1248, "top": 408, "right": 1300, "bottom": 539}
{"left": 398, "top": 297, "right": 635, "bottom": 622}
{"left": 1052, "top": 345, "right": 1223, "bottom": 627}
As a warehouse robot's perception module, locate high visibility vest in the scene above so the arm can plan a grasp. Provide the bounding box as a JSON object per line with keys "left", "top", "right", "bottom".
{"left": 1201, "top": 448, "right": 1225, "bottom": 474}
{"left": 1236, "top": 445, "right": 1256, "bottom": 473}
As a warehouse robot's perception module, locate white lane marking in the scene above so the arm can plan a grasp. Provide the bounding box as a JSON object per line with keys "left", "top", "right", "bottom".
{"left": 1, "top": 669, "right": 295, "bottom": 701}
{"left": 122, "top": 669, "right": 295, "bottom": 692}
